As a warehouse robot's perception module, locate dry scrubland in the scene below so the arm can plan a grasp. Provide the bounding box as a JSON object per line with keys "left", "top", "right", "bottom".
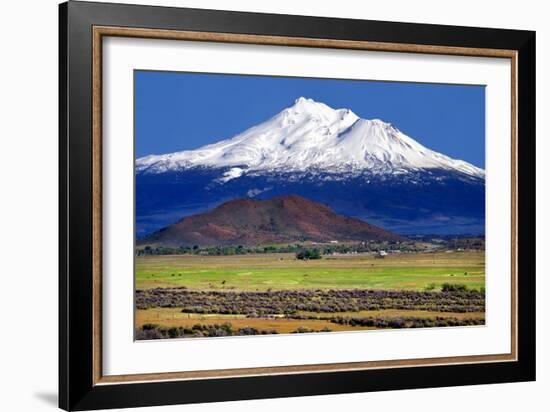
{"left": 135, "top": 251, "right": 485, "bottom": 339}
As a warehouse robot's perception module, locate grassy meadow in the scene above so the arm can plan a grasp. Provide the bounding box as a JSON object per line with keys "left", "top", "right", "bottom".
{"left": 135, "top": 250, "right": 486, "bottom": 339}
{"left": 136, "top": 251, "right": 485, "bottom": 292}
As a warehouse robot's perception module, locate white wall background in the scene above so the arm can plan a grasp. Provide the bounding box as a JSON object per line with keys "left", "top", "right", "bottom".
{"left": 0, "top": 1, "right": 546, "bottom": 411}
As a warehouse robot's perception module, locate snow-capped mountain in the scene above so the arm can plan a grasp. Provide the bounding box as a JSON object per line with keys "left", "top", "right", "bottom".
{"left": 136, "top": 98, "right": 485, "bottom": 237}
{"left": 137, "top": 97, "right": 484, "bottom": 181}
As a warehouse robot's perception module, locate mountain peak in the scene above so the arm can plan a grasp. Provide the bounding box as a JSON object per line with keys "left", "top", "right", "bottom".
{"left": 294, "top": 96, "right": 314, "bottom": 105}
{"left": 136, "top": 98, "right": 484, "bottom": 179}
{"left": 285, "top": 96, "right": 351, "bottom": 120}
{"left": 292, "top": 96, "right": 327, "bottom": 109}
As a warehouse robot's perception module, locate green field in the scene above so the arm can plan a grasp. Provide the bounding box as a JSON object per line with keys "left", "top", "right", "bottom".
{"left": 136, "top": 251, "right": 485, "bottom": 292}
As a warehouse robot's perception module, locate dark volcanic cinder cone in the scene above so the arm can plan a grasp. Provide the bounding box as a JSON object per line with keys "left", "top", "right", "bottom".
{"left": 140, "top": 194, "right": 406, "bottom": 247}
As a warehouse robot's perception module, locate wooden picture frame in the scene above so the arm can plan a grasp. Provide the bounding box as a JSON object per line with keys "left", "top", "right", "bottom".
{"left": 59, "top": 1, "right": 535, "bottom": 410}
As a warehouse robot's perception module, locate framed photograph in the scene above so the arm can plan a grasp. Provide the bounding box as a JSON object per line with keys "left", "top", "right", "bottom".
{"left": 59, "top": 1, "right": 536, "bottom": 410}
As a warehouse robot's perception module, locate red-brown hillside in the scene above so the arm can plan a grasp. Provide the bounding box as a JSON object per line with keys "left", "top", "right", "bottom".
{"left": 141, "top": 195, "right": 406, "bottom": 247}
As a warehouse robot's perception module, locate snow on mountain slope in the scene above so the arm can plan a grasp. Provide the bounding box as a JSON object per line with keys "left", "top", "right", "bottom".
{"left": 136, "top": 97, "right": 484, "bottom": 180}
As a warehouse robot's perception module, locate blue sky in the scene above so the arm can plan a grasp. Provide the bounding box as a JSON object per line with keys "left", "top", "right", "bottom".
{"left": 135, "top": 70, "right": 485, "bottom": 168}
